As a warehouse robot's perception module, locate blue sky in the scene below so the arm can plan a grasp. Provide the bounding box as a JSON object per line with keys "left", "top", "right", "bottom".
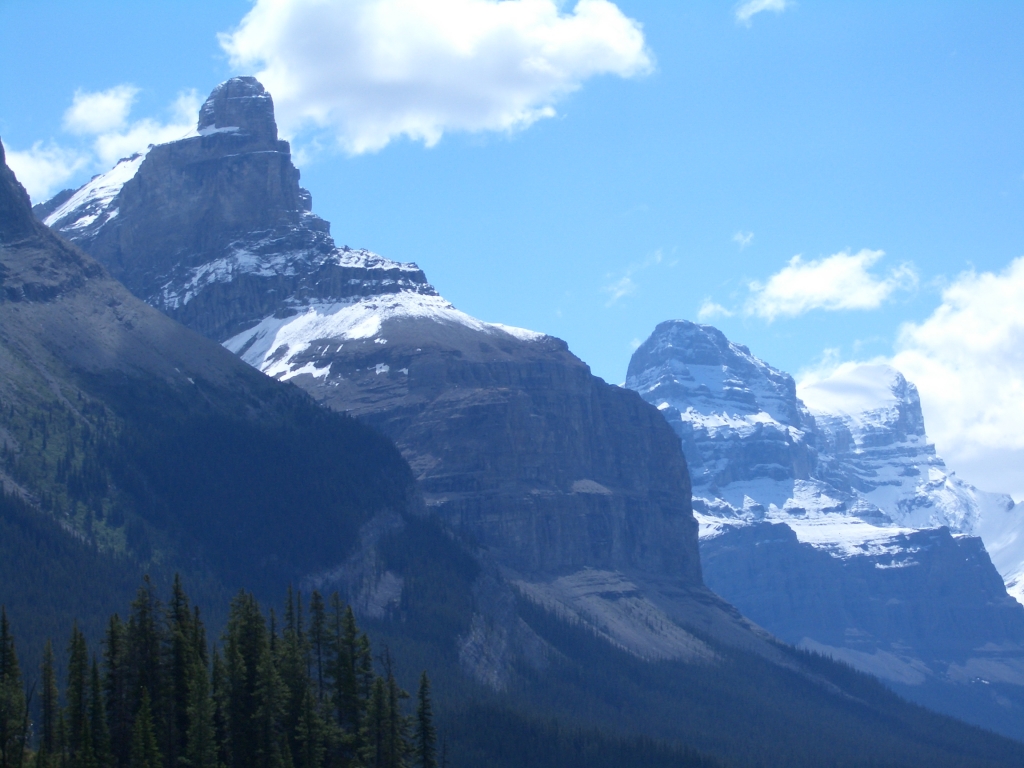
{"left": 2, "top": 0, "right": 1024, "bottom": 495}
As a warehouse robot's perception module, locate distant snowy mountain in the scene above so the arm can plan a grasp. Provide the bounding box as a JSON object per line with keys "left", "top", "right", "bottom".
{"left": 627, "top": 320, "right": 1024, "bottom": 737}
{"left": 802, "top": 363, "right": 1024, "bottom": 604}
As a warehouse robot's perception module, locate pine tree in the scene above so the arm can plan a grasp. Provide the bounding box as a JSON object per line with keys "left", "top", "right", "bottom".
{"left": 307, "top": 593, "right": 326, "bottom": 703}
{"left": 0, "top": 608, "right": 27, "bottom": 768}
{"left": 129, "top": 693, "right": 160, "bottom": 768}
{"left": 209, "top": 650, "right": 229, "bottom": 768}
{"left": 101, "top": 617, "right": 130, "bottom": 768}
{"left": 66, "top": 626, "right": 89, "bottom": 768}
{"left": 167, "top": 576, "right": 194, "bottom": 768}
{"left": 224, "top": 592, "right": 269, "bottom": 768}
{"left": 126, "top": 578, "right": 163, "bottom": 724}
{"left": 382, "top": 656, "right": 410, "bottom": 768}
{"left": 292, "top": 686, "right": 324, "bottom": 768}
{"left": 38, "top": 640, "right": 60, "bottom": 768}
{"left": 89, "top": 661, "right": 111, "bottom": 768}
{"left": 359, "top": 678, "right": 387, "bottom": 768}
{"left": 413, "top": 674, "right": 436, "bottom": 768}
{"left": 182, "top": 652, "right": 215, "bottom": 768}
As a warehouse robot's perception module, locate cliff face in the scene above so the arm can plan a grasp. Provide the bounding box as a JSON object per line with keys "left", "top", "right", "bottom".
{"left": 628, "top": 321, "right": 1024, "bottom": 739}
{"left": 42, "top": 79, "right": 746, "bottom": 682}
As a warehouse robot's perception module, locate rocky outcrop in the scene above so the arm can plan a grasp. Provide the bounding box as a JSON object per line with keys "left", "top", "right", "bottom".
{"left": 41, "top": 77, "right": 430, "bottom": 342}
{"left": 627, "top": 320, "right": 1024, "bottom": 738}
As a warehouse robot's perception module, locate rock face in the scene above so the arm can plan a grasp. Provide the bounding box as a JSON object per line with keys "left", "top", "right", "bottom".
{"left": 627, "top": 320, "right": 1024, "bottom": 738}
{"left": 41, "top": 77, "right": 429, "bottom": 343}
{"left": 41, "top": 79, "right": 775, "bottom": 683}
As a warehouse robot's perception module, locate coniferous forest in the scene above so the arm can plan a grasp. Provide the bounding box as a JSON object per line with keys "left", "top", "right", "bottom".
{"left": 0, "top": 578, "right": 439, "bottom": 768}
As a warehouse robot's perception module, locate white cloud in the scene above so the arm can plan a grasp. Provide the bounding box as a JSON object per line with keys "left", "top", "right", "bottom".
{"left": 603, "top": 248, "right": 663, "bottom": 306}
{"left": 63, "top": 85, "right": 139, "bottom": 135}
{"left": 735, "top": 0, "right": 792, "bottom": 27}
{"left": 746, "top": 249, "right": 917, "bottom": 321}
{"left": 889, "top": 257, "right": 1024, "bottom": 497}
{"left": 697, "top": 298, "right": 734, "bottom": 321}
{"left": 733, "top": 231, "right": 753, "bottom": 249}
{"left": 604, "top": 275, "right": 635, "bottom": 306}
{"left": 6, "top": 87, "right": 201, "bottom": 202}
{"left": 4, "top": 142, "right": 89, "bottom": 201}
{"left": 220, "top": 0, "right": 653, "bottom": 154}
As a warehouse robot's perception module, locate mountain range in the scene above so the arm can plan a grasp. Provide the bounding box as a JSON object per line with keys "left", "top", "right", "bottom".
{"left": 18, "top": 75, "right": 1024, "bottom": 764}
{"left": 626, "top": 320, "right": 1024, "bottom": 737}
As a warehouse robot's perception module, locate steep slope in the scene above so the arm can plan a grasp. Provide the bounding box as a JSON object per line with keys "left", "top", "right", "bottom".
{"left": 802, "top": 363, "right": 1024, "bottom": 603}
{"left": 0, "top": 137, "right": 417, "bottom": 664}
{"left": 627, "top": 320, "right": 1024, "bottom": 738}
{"left": 38, "top": 79, "right": 1024, "bottom": 765}
{"left": 44, "top": 78, "right": 762, "bottom": 678}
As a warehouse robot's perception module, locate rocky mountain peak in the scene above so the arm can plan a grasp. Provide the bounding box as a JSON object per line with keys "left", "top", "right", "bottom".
{"left": 799, "top": 364, "right": 926, "bottom": 442}
{"left": 197, "top": 76, "right": 278, "bottom": 144}
{"left": 0, "top": 139, "right": 38, "bottom": 244}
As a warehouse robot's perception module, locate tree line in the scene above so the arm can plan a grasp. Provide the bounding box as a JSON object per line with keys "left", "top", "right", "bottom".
{"left": 0, "top": 577, "right": 439, "bottom": 768}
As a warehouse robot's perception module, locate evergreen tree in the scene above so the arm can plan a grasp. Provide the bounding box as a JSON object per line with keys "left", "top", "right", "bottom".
{"left": 89, "top": 661, "right": 111, "bottom": 768}
{"left": 125, "top": 579, "right": 163, "bottom": 724}
{"left": 307, "top": 593, "right": 326, "bottom": 703}
{"left": 209, "top": 651, "right": 229, "bottom": 768}
{"left": 413, "top": 674, "right": 436, "bottom": 768}
{"left": 66, "top": 626, "right": 89, "bottom": 767}
{"left": 0, "top": 608, "right": 27, "bottom": 768}
{"left": 38, "top": 640, "right": 59, "bottom": 768}
{"left": 101, "top": 617, "right": 130, "bottom": 768}
{"left": 382, "top": 658, "right": 410, "bottom": 768}
{"left": 166, "top": 576, "right": 193, "bottom": 768}
{"left": 182, "top": 652, "right": 215, "bottom": 768}
{"left": 293, "top": 686, "right": 324, "bottom": 768}
{"left": 129, "top": 693, "right": 160, "bottom": 768}
{"left": 224, "top": 592, "right": 268, "bottom": 768}
{"left": 360, "top": 678, "right": 387, "bottom": 768}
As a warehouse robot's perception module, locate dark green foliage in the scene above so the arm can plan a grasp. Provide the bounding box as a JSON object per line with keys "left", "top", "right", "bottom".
{"left": 84, "top": 371, "right": 415, "bottom": 594}
{"left": 129, "top": 692, "right": 160, "bottom": 768}
{"left": 0, "top": 609, "right": 27, "bottom": 768}
{"left": 413, "top": 674, "right": 435, "bottom": 768}
{"left": 8, "top": 581, "right": 440, "bottom": 768}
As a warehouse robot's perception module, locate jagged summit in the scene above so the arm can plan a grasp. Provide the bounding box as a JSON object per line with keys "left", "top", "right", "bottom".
{"left": 628, "top": 320, "right": 1024, "bottom": 733}
{"left": 0, "top": 139, "right": 38, "bottom": 243}
{"left": 197, "top": 76, "right": 278, "bottom": 143}
{"left": 626, "top": 319, "right": 817, "bottom": 489}
{"left": 39, "top": 77, "right": 438, "bottom": 341}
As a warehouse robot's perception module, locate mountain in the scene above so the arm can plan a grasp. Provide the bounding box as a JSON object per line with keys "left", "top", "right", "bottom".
{"left": 0, "top": 134, "right": 418, "bottom": 672}
{"left": 627, "top": 320, "right": 1024, "bottom": 738}
{"left": 35, "top": 78, "right": 1024, "bottom": 766}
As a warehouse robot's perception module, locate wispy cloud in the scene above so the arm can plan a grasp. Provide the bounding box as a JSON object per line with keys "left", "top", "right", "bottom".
{"left": 5, "top": 86, "right": 199, "bottom": 201}
{"left": 63, "top": 85, "right": 140, "bottom": 135}
{"left": 221, "top": 0, "right": 654, "bottom": 154}
{"left": 603, "top": 249, "right": 663, "bottom": 306}
{"left": 745, "top": 249, "right": 917, "bottom": 321}
{"left": 733, "top": 231, "right": 753, "bottom": 249}
{"left": 4, "top": 143, "right": 90, "bottom": 202}
{"left": 698, "top": 299, "right": 734, "bottom": 321}
{"left": 604, "top": 276, "right": 636, "bottom": 306}
{"left": 735, "top": 0, "right": 792, "bottom": 27}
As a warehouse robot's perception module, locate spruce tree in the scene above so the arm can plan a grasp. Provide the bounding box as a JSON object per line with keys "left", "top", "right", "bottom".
{"left": 88, "top": 661, "right": 111, "bottom": 768}
{"left": 101, "top": 617, "right": 130, "bottom": 768}
{"left": 0, "top": 608, "right": 26, "bottom": 768}
{"left": 38, "top": 641, "right": 59, "bottom": 768}
{"left": 66, "top": 626, "right": 89, "bottom": 767}
{"left": 183, "top": 653, "right": 215, "bottom": 768}
{"left": 413, "top": 674, "right": 436, "bottom": 768}
{"left": 129, "top": 692, "right": 160, "bottom": 768}
{"left": 307, "top": 593, "right": 326, "bottom": 703}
